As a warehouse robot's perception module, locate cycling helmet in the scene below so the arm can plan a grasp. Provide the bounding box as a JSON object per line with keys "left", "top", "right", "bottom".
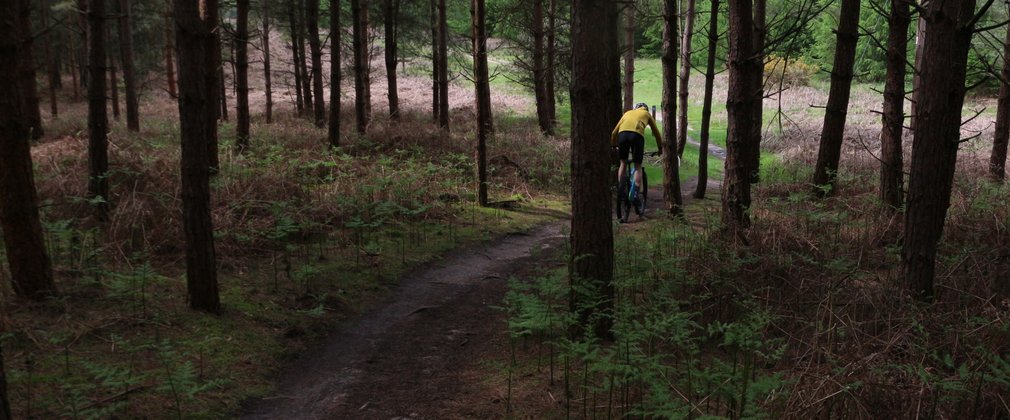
{"left": 634, "top": 102, "right": 648, "bottom": 110}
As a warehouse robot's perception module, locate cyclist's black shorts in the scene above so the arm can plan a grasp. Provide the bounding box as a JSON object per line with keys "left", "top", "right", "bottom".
{"left": 618, "top": 131, "right": 645, "bottom": 166}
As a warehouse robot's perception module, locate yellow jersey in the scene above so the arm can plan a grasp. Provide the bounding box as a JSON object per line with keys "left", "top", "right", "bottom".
{"left": 610, "top": 108, "right": 663, "bottom": 149}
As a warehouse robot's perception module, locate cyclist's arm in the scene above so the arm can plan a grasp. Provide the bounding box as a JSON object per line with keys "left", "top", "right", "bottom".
{"left": 648, "top": 116, "right": 663, "bottom": 154}
{"left": 610, "top": 116, "right": 624, "bottom": 146}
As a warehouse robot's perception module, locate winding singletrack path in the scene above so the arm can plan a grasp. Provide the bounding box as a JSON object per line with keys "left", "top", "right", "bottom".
{"left": 242, "top": 222, "right": 568, "bottom": 419}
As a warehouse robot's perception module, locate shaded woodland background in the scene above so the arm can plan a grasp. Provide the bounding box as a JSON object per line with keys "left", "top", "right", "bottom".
{"left": 0, "top": 0, "right": 1009, "bottom": 417}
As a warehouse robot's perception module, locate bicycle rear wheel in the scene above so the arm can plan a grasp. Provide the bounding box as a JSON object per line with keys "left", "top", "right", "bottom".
{"left": 617, "top": 172, "right": 632, "bottom": 222}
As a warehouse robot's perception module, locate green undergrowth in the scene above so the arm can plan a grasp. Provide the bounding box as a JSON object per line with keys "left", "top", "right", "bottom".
{"left": 501, "top": 158, "right": 1010, "bottom": 418}
{"left": 1, "top": 106, "right": 571, "bottom": 418}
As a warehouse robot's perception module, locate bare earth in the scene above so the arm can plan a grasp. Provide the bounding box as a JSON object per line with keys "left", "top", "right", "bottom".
{"left": 241, "top": 222, "right": 568, "bottom": 419}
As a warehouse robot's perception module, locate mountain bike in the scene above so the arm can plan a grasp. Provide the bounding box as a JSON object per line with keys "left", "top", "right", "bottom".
{"left": 615, "top": 151, "right": 658, "bottom": 223}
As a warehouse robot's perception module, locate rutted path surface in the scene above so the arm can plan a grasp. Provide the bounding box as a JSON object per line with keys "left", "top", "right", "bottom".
{"left": 241, "top": 222, "right": 568, "bottom": 419}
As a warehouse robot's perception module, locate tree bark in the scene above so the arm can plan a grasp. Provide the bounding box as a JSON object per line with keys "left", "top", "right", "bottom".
{"left": 430, "top": 0, "right": 439, "bottom": 123}
{"left": 164, "top": 0, "right": 177, "bottom": 98}
{"left": 694, "top": 0, "right": 718, "bottom": 199}
{"left": 77, "top": 0, "right": 89, "bottom": 91}
{"left": 880, "top": 0, "right": 910, "bottom": 207}
{"left": 722, "top": 0, "right": 756, "bottom": 234}
{"left": 0, "top": 346, "right": 10, "bottom": 419}
{"left": 19, "top": 0, "right": 44, "bottom": 139}
{"left": 988, "top": 22, "right": 1010, "bottom": 181}
{"left": 532, "top": 0, "right": 551, "bottom": 135}
{"left": 70, "top": 31, "right": 81, "bottom": 101}
{"left": 902, "top": 0, "right": 978, "bottom": 301}
{"left": 297, "top": 0, "right": 313, "bottom": 113}
{"left": 910, "top": 15, "right": 924, "bottom": 132}
{"left": 473, "top": 0, "right": 491, "bottom": 207}
{"left": 235, "top": 0, "right": 250, "bottom": 151}
{"left": 662, "top": 0, "right": 683, "bottom": 216}
{"left": 107, "top": 26, "right": 120, "bottom": 122}
{"left": 218, "top": 61, "right": 228, "bottom": 121}
{"left": 119, "top": 0, "right": 139, "bottom": 131}
{"left": 811, "top": 0, "right": 860, "bottom": 196}
{"left": 384, "top": 0, "right": 400, "bottom": 120}
{"left": 174, "top": 0, "right": 220, "bottom": 314}
{"left": 88, "top": 0, "right": 110, "bottom": 222}
{"left": 748, "top": 0, "right": 765, "bottom": 183}
{"left": 0, "top": 0, "right": 57, "bottom": 300}
{"left": 569, "top": 0, "right": 617, "bottom": 340}
{"left": 352, "top": 0, "right": 371, "bottom": 133}
{"left": 622, "top": 4, "right": 634, "bottom": 111}
{"left": 262, "top": 0, "right": 273, "bottom": 123}
{"left": 289, "top": 2, "right": 304, "bottom": 113}
{"left": 545, "top": 0, "right": 557, "bottom": 133}
{"left": 328, "top": 0, "right": 341, "bottom": 147}
{"left": 676, "top": 0, "right": 695, "bottom": 157}
{"left": 306, "top": 0, "right": 326, "bottom": 127}
{"left": 202, "top": 0, "right": 221, "bottom": 171}
{"left": 42, "top": 0, "right": 58, "bottom": 117}
{"left": 437, "top": 0, "right": 449, "bottom": 129}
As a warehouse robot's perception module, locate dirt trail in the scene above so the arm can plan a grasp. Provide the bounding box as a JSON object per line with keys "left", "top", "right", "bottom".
{"left": 241, "top": 222, "right": 568, "bottom": 419}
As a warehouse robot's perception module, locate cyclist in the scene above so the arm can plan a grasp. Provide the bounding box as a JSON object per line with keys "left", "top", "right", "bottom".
{"left": 611, "top": 102, "right": 663, "bottom": 220}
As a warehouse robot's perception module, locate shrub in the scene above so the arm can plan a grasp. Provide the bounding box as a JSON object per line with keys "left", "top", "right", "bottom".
{"left": 764, "top": 55, "right": 819, "bottom": 88}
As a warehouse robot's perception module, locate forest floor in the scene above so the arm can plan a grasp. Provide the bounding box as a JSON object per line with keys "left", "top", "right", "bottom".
{"left": 241, "top": 176, "right": 707, "bottom": 419}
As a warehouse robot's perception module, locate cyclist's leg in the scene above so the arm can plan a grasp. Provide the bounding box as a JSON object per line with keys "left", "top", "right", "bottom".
{"left": 617, "top": 132, "right": 632, "bottom": 185}
{"left": 632, "top": 134, "right": 645, "bottom": 190}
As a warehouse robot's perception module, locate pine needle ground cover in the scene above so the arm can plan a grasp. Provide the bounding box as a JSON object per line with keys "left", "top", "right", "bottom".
{"left": 0, "top": 98, "right": 570, "bottom": 418}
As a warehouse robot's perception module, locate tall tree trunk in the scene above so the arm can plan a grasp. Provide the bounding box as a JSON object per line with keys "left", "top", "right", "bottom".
{"left": 880, "top": 0, "right": 910, "bottom": 207}
{"left": 70, "top": 32, "right": 81, "bottom": 101}
{"left": 430, "top": 0, "right": 439, "bottom": 123}
{"left": 723, "top": 0, "right": 756, "bottom": 234}
{"left": 235, "top": 0, "right": 250, "bottom": 151}
{"left": 546, "top": 0, "right": 557, "bottom": 132}
{"left": 77, "top": 0, "right": 89, "bottom": 91}
{"left": 622, "top": 4, "right": 634, "bottom": 111}
{"left": 437, "top": 0, "right": 449, "bottom": 129}
{"left": 910, "top": 15, "right": 924, "bottom": 132}
{"left": 306, "top": 0, "right": 326, "bottom": 127}
{"left": 988, "top": 24, "right": 1010, "bottom": 181}
{"left": 384, "top": 0, "right": 400, "bottom": 120}
{"left": 262, "top": 0, "right": 273, "bottom": 123}
{"left": 676, "top": 0, "right": 695, "bottom": 156}
{"left": 289, "top": 2, "right": 304, "bottom": 113}
{"left": 0, "top": 0, "right": 57, "bottom": 300}
{"left": 174, "top": 0, "right": 220, "bottom": 314}
{"left": 19, "top": 0, "right": 44, "bottom": 139}
{"left": 88, "top": 0, "right": 110, "bottom": 221}
{"left": 203, "top": 0, "right": 221, "bottom": 172}
{"left": 902, "top": 0, "right": 978, "bottom": 301}
{"left": 662, "top": 0, "right": 683, "bottom": 216}
{"left": 473, "top": 0, "right": 491, "bottom": 207}
{"left": 0, "top": 347, "right": 10, "bottom": 420}
{"left": 297, "top": 0, "right": 313, "bottom": 113}
{"left": 748, "top": 0, "right": 765, "bottom": 183}
{"left": 694, "top": 0, "right": 718, "bottom": 199}
{"left": 107, "top": 27, "right": 120, "bottom": 122}
{"left": 532, "top": 0, "right": 551, "bottom": 135}
{"left": 218, "top": 62, "right": 228, "bottom": 121}
{"left": 352, "top": 0, "right": 371, "bottom": 133}
{"left": 164, "top": 0, "right": 177, "bottom": 98}
{"left": 569, "top": 0, "right": 617, "bottom": 340}
{"left": 328, "top": 0, "right": 340, "bottom": 146}
{"left": 42, "top": 0, "right": 58, "bottom": 117}
{"left": 811, "top": 0, "right": 860, "bottom": 196}
{"left": 119, "top": 0, "right": 139, "bottom": 131}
